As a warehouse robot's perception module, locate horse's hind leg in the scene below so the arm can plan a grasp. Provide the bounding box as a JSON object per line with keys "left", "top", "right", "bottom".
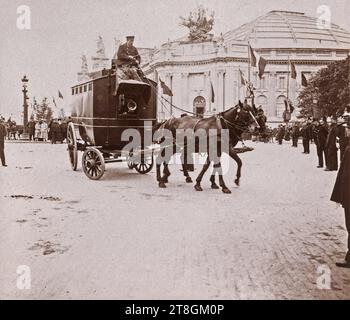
{"left": 194, "top": 157, "right": 210, "bottom": 191}
{"left": 156, "top": 154, "right": 167, "bottom": 188}
{"left": 181, "top": 153, "right": 193, "bottom": 183}
{"left": 163, "top": 163, "right": 171, "bottom": 183}
{"left": 213, "top": 162, "right": 231, "bottom": 194}
{"left": 210, "top": 173, "right": 220, "bottom": 189}
{"left": 229, "top": 148, "right": 242, "bottom": 186}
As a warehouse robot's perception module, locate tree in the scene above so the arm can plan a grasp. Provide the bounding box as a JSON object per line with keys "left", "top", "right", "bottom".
{"left": 33, "top": 97, "right": 53, "bottom": 123}
{"left": 298, "top": 56, "right": 350, "bottom": 119}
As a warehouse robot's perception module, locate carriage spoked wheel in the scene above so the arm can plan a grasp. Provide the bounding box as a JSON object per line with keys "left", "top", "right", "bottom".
{"left": 127, "top": 160, "right": 135, "bottom": 170}
{"left": 134, "top": 151, "right": 154, "bottom": 174}
{"left": 82, "top": 147, "right": 106, "bottom": 180}
{"left": 67, "top": 122, "right": 78, "bottom": 171}
{"left": 127, "top": 152, "right": 136, "bottom": 170}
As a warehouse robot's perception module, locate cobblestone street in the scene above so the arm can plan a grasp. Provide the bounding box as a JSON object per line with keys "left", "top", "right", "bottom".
{"left": 0, "top": 141, "right": 349, "bottom": 299}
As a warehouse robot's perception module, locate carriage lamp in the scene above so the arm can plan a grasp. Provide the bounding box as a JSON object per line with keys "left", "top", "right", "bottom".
{"left": 127, "top": 99, "right": 137, "bottom": 112}
{"left": 21, "top": 75, "right": 29, "bottom": 139}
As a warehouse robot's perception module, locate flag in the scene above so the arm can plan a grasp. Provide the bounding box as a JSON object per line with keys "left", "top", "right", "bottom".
{"left": 239, "top": 69, "right": 247, "bottom": 86}
{"left": 290, "top": 103, "right": 295, "bottom": 114}
{"left": 249, "top": 45, "right": 267, "bottom": 79}
{"left": 58, "top": 90, "right": 64, "bottom": 99}
{"left": 210, "top": 80, "right": 215, "bottom": 103}
{"left": 284, "top": 99, "right": 295, "bottom": 114}
{"left": 159, "top": 78, "right": 173, "bottom": 96}
{"left": 301, "top": 73, "right": 308, "bottom": 87}
{"left": 290, "top": 60, "right": 297, "bottom": 79}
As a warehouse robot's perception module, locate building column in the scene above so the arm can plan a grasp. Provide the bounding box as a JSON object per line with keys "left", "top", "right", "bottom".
{"left": 181, "top": 73, "right": 189, "bottom": 112}
{"left": 269, "top": 71, "right": 277, "bottom": 117}
{"left": 204, "top": 72, "right": 211, "bottom": 114}
{"left": 216, "top": 71, "right": 224, "bottom": 112}
{"left": 225, "top": 67, "right": 235, "bottom": 108}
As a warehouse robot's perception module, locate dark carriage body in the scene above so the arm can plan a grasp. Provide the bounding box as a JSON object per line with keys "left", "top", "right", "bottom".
{"left": 70, "top": 69, "right": 157, "bottom": 150}
{"left": 67, "top": 68, "right": 158, "bottom": 180}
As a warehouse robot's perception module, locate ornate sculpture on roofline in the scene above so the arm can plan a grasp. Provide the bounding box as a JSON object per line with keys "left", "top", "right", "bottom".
{"left": 179, "top": 5, "right": 215, "bottom": 42}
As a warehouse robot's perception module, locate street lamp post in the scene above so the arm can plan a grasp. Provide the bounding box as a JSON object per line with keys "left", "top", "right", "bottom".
{"left": 21, "top": 75, "right": 29, "bottom": 140}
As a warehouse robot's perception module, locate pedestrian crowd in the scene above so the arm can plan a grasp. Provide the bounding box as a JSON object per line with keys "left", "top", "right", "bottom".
{"left": 273, "top": 110, "right": 350, "bottom": 268}
{"left": 0, "top": 116, "right": 70, "bottom": 144}
{"left": 274, "top": 113, "right": 350, "bottom": 172}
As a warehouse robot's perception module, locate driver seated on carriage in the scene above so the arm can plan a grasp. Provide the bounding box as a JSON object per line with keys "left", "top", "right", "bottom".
{"left": 113, "top": 36, "right": 143, "bottom": 82}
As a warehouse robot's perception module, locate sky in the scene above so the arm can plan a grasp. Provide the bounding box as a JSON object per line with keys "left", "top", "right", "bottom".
{"left": 0, "top": 0, "right": 349, "bottom": 121}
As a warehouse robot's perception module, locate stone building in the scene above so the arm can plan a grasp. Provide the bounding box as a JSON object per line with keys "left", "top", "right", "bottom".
{"left": 142, "top": 10, "right": 350, "bottom": 123}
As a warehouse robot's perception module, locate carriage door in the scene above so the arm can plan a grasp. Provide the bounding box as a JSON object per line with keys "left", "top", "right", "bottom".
{"left": 193, "top": 96, "right": 206, "bottom": 118}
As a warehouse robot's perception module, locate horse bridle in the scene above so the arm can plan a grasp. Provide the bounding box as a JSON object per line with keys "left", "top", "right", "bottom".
{"left": 219, "top": 107, "right": 257, "bottom": 132}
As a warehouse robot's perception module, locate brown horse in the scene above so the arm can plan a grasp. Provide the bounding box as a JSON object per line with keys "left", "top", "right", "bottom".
{"left": 153, "top": 101, "right": 265, "bottom": 193}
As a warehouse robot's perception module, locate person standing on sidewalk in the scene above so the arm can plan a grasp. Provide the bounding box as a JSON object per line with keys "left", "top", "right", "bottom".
{"left": 331, "top": 123, "right": 350, "bottom": 268}
{"left": 301, "top": 118, "right": 312, "bottom": 154}
{"left": 291, "top": 122, "right": 300, "bottom": 148}
{"left": 0, "top": 118, "right": 8, "bottom": 167}
{"left": 313, "top": 119, "right": 328, "bottom": 168}
{"left": 325, "top": 117, "right": 339, "bottom": 171}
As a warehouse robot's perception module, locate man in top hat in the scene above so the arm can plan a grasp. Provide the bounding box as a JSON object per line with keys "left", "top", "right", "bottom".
{"left": 331, "top": 122, "right": 350, "bottom": 268}
{"left": 116, "top": 36, "right": 142, "bottom": 81}
{"left": 0, "top": 117, "right": 8, "bottom": 166}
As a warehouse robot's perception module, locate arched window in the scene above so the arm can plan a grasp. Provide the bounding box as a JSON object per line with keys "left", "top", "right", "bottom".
{"left": 276, "top": 95, "right": 287, "bottom": 118}
{"left": 256, "top": 95, "right": 268, "bottom": 114}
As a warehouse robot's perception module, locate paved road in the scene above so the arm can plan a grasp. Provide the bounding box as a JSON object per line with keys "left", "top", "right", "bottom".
{"left": 0, "top": 141, "right": 349, "bottom": 299}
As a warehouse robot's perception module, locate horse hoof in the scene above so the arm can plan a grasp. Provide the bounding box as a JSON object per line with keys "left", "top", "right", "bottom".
{"left": 222, "top": 188, "right": 232, "bottom": 194}
{"left": 163, "top": 178, "right": 168, "bottom": 183}
{"left": 235, "top": 179, "right": 240, "bottom": 186}
{"left": 194, "top": 185, "right": 203, "bottom": 192}
{"left": 159, "top": 182, "right": 167, "bottom": 188}
{"left": 186, "top": 177, "right": 193, "bottom": 183}
{"left": 211, "top": 183, "right": 220, "bottom": 190}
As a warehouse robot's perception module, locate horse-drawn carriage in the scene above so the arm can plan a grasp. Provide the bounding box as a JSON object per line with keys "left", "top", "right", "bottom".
{"left": 67, "top": 68, "right": 157, "bottom": 180}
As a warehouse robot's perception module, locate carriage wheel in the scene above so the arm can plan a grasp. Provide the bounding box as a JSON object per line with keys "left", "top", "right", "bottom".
{"left": 127, "top": 152, "right": 135, "bottom": 169}
{"left": 82, "top": 147, "right": 105, "bottom": 180}
{"left": 134, "top": 152, "right": 154, "bottom": 174}
{"left": 127, "top": 160, "right": 135, "bottom": 169}
{"left": 67, "top": 122, "right": 78, "bottom": 171}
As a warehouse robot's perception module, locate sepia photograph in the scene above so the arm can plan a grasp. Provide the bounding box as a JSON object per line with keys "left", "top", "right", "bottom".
{"left": 0, "top": 0, "right": 350, "bottom": 304}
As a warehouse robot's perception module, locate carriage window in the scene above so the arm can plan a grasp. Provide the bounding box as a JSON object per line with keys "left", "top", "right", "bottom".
{"left": 72, "top": 88, "right": 74, "bottom": 95}
{"left": 75, "top": 87, "right": 78, "bottom": 94}
{"left": 79, "top": 86, "right": 82, "bottom": 93}
{"left": 88, "top": 83, "right": 92, "bottom": 91}
{"left": 84, "top": 85, "right": 87, "bottom": 92}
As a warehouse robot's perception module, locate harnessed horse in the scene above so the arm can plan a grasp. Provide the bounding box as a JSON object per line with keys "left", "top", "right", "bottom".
{"left": 153, "top": 101, "right": 265, "bottom": 193}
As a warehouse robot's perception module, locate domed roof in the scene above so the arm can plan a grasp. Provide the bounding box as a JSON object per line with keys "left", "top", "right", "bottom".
{"left": 223, "top": 11, "right": 350, "bottom": 49}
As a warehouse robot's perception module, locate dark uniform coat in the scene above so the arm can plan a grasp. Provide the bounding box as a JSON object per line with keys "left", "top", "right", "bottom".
{"left": 300, "top": 124, "right": 312, "bottom": 153}
{"left": 313, "top": 124, "right": 328, "bottom": 167}
{"left": 331, "top": 145, "right": 350, "bottom": 257}
{"left": 116, "top": 43, "right": 141, "bottom": 67}
{"left": 331, "top": 145, "right": 350, "bottom": 208}
{"left": 276, "top": 126, "right": 285, "bottom": 144}
{"left": 337, "top": 125, "right": 349, "bottom": 161}
{"left": 0, "top": 122, "right": 7, "bottom": 166}
{"left": 291, "top": 125, "right": 300, "bottom": 147}
{"left": 325, "top": 124, "right": 338, "bottom": 171}
{"left": 50, "top": 122, "right": 61, "bottom": 143}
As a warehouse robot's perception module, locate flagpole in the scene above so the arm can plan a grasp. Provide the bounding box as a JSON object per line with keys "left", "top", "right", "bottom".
{"left": 287, "top": 56, "right": 290, "bottom": 100}
{"left": 247, "top": 41, "right": 251, "bottom": 83}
